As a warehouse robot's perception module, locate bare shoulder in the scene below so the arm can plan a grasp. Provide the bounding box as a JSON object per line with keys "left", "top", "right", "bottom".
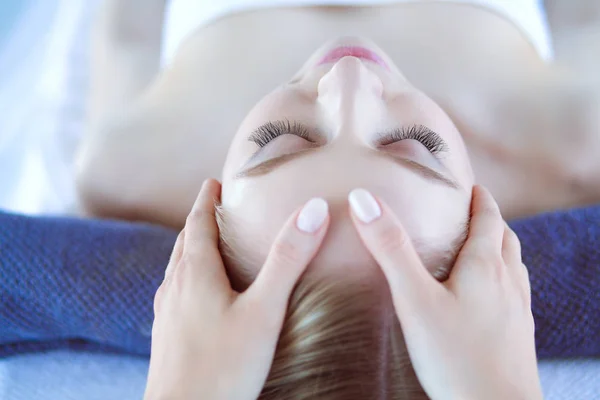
{"left": 75, "top": 99, "right": 207, "bottom": 229}
{"left": 80, "top": 35, "right": 237, "bottom": 229}
{"left": 459, "top": 65, "right": 600, "bottom": 218}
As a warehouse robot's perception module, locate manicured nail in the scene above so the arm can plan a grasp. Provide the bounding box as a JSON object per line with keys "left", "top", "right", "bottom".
{"left": 349, "top": 189, "right": 381, "bottom": 223}
{"left": 296, "top": 198, "right": 329, "bottom": 233}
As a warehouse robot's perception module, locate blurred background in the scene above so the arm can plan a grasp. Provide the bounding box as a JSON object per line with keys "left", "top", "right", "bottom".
{"left": 1, "top": 0, "right": 599, "bottom": 219}
{"left": 0, "top": 3, "right": 598, "bottom": 400}
{"left": 0, "top": 0, "right": 96, "bottom": 216}
{"left": 0, "top": 1, "right": 29, "bottom": 45}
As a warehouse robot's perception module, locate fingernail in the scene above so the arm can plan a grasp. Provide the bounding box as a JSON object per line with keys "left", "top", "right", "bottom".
{"left": 349, "top": 189, "right": 381, "bottom": 223}
{"left": 296, "top": 198, "right": 329, "bottom": 233}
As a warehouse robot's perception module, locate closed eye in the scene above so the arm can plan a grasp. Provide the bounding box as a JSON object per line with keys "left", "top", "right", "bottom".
{"left": 377, "top": 124, "right": 449, "bottom": 155}
{"left": 248, "top": 120, "right": 315, "bottom": 147}
{"left": 248, "top": 121, "right": 449, "bottom": 157}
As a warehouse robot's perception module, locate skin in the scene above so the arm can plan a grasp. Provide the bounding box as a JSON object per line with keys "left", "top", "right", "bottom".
{"left": 78, "top": 0, "right": 600, "bottom": 230}
{"left": 80, "top": 3, "right": 586, "bottom": 397}
{"left": 351, "top": 186, "right": 542, "bottom": 400}
{"left": 145, "top": 180, "right": 330, "bottom": 400}
{"left": 219, "top": 37, "right": 473, "bottom": 279}
{"left": 145, "top": 182, "right": 542, "bottom": 400}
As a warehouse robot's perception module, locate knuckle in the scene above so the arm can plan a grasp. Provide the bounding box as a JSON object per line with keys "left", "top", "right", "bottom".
{"left": 506, "top": 226, "right": 518, "bottom": 241}
{"left": 491, "top": 253, "right": 505, "bottom": 270}
{"left": 515, "top": 279, "right": 533, "bottom": 316}
{"left": 153, "top": 283, "right": 167, "bottom": 314}
{"left": 482, "top": 204, "right": 500, "bottom": 217}
{"left": 271, "top": 240, "right": 303, "bottom": 265}
{"left": 170, "top": 256, "right": 193, "bottom": 288}
{"left": 478, "top": 205, "right": 501, "bottom": 224}
{"left": 377, "top": 224, "right": 409, "bottom": 254}
{"left": 186, "top": 209, "right": 212, "bottom": 226}
{"left": 490, "top": 254, "right": 507, "bottom": 279}
{"left": 464, "top": 248, "right": 506, "bottom": 278}
{"left": 179, "top": 253, "right": 195, "bottom": 272}
{"left": 521, "top": 263, "right": 530, "bottom": 280}
{"left": 507, "top": 228, "right": 521, "bottom": 250}
{"left": 522, "top": 285, "right": 533, "bottom": 309}
{"left": 519, "top": 264, "right": 532, "bottom": 289}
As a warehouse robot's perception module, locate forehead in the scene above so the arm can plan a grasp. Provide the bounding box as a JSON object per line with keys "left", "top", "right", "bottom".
{"left": 223, "top": 146, "right": 470, "bottom": 229}
{"left": 219, "top": 198, "right": 467, "bottom": 284}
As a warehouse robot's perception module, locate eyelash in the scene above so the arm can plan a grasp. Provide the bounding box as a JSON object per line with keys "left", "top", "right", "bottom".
{"left": 249, "top": 121, "right": 448, "bottom": 155}
{"left": 379, "top": 125, "right": 448, "bottom": 154}
{"left": 248, "top": 120, "right": 313, "bottom": 147}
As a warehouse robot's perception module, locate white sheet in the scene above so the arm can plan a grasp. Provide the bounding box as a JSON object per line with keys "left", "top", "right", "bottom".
{"left": 0, "top": 352, "right": 148, "bottom": 400}
{"left": 0, "top": 1, "right": 598, "bottom": 399}
{"left": 0, "top": 351, "right": 598, "bottom": 400}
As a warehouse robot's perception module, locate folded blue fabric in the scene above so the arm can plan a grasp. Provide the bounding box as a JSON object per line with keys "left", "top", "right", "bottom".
{"left": 0, "top": 207, "right": 598, "bottom": 359}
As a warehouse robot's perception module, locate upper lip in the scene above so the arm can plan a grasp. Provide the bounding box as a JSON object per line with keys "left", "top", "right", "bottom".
{"left": 317, "top": 46, "right": 390, "bottom": 70}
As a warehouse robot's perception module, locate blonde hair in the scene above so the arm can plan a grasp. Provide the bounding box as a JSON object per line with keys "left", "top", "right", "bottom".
{"left": 257, "top": 277, "right": 429, "bottom": 399}
{"left": 216, "top": 205, "right": 444, "bottom": 399}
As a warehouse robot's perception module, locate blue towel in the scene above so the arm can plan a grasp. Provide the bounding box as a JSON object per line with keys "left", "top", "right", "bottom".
{"left": 0, "top": 207, "right": 598, "bottom": 359}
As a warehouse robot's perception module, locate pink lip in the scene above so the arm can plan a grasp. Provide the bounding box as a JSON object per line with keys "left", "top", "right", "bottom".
{"left": 317, "top": 46, "right": 389, "bottom": 70}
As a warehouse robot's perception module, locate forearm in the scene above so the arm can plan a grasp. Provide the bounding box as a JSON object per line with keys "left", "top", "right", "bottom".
{"left": 75, "top": 115, "right": 197, "bottom": 228}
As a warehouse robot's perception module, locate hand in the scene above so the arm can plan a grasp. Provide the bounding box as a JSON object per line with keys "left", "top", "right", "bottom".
{"left": 144, "top": 179, "right": 330, "bottom": 400}
{"left": 349, "top": 185, "right": 543, "bottom": 400}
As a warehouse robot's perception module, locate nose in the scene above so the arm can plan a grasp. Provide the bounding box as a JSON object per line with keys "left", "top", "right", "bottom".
{"left": 317, "top": 57, "right": 385, "bottom": 137}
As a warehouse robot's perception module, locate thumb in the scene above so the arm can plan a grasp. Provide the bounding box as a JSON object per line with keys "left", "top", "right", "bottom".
{"left": 348, "top": 189, "right": 441, "bottom": 315}
{"left": 241, "top": 198, "right": 330, "bottom": 323}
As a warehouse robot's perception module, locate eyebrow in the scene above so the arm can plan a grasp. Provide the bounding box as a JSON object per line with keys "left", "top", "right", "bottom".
{"left": 235, "top": 147, "right": 460, "bottom": 189}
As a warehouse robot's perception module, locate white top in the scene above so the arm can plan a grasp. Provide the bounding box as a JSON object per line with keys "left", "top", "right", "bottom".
{"left": 162, "top": 0, "right": 554, "bottom": 65}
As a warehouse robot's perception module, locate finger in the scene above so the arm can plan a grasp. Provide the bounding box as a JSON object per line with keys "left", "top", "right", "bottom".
{"left": 180, "top": 179, "right": 229, "bottom": 289}
{"left": 164, "top": 229, "right": 185, "bottom": 280}
{"left": 184, "top": 179, "right": 222, "bottom": 252}
{"left": 465, "top": 185, "right": 504, "bottom": 251}
{"left": 522, "top": 264, "right": 531, "bottom": 309}
{"left": 153, "top": 282, "right": 168, "bottom": 316}
{"left": 520, "top": 263, "right": 532, "bottom": 308}
{"left": 502, "top": 224, "right": 531, "bottom": 305}
{"left": 448, "top": 186, "right": 505, "bottom": 286}
{"left": 348, "top": 189, "right": 441, "bottom": 314}
{"left": 456, "top": 185, "right": 505, "bottom": 265}
{"left": 502, "top": 223, "right": 522, "bottom": 267}
{"left": 243, "top": 198, "right": 329, "bottom": 319}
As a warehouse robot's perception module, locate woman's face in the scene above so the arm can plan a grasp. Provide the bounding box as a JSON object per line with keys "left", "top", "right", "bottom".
{"left": 221, "top": 37, "right": 474, "bottom": 280}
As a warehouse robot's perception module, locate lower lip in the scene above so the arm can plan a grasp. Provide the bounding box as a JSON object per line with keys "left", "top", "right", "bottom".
{"left": 317, "top": 46, "right": 389, "bottom": 70}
